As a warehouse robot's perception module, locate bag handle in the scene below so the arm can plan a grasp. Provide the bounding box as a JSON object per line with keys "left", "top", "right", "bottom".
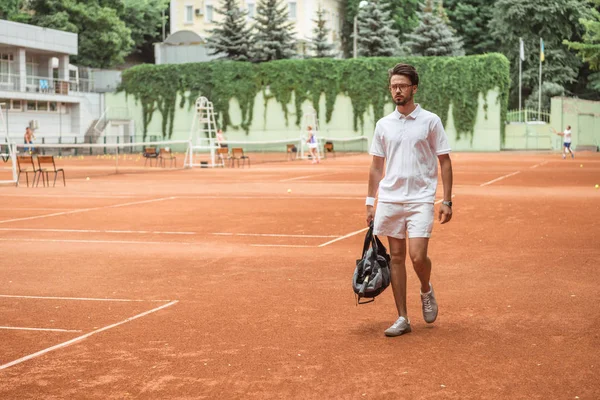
{"left": 360, "top": 222, "right": 374, "bottom": 259}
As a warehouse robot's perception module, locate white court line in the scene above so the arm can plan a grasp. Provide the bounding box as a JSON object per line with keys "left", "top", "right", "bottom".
{"left": 318, "top": 227, "right": 369, "bottom": 248}
{"left": 0, "top": 238, "right": 192, "bottom": 246}
{"left": 213, "top": 232, "right": 338, "bottom": 238}
{"left": 0, "top": 300, "right": 178, "bottom": 371}
{"left": 250, "top": 244, "right": 316, "bottom": 248}
{"left": 0, "top": 294, "right": 172, "bottom": 302}
{"left": 0, "top": 196, "right": 176, "bottom": 225}
{"left": 279, "top": 173, "right": 335, "bottom": 182}
{"left": 529, "top": 161, "right": 549, "bottom": 169}
{"left": 0, "top": 228, "right": 195, "bottom": 235}
{"left": 479, "top": 171, "right": 521, "bottom": 187}
{"left": 178, "top": 195, "right": 364, "bottom": 200}
{"left": 2, "top": 208, "right": 74, "bottom": 211}
{"left": 0, "top": 326, "right": 82, "bottom": 333}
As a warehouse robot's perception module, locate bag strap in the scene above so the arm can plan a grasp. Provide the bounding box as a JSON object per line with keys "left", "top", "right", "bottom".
{"left": 360, "top": 223, "right": 374, "bottom": 259}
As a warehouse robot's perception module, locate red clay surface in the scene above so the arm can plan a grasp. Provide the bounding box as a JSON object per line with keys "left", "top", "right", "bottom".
{"left": 1, "top": 152, "right": 599, "bottom": 399}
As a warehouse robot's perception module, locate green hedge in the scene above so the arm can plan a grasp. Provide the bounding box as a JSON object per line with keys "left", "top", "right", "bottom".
{"left": 119, "top": 54, "right": 510, "bottom": 142}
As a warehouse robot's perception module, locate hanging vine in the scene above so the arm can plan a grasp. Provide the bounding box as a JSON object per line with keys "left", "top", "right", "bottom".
{"left": 119, "top": 54, "right": 510, "bottom": 141}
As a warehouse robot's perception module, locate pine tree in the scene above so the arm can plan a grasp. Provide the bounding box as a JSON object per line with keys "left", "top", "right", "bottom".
{"left": 206, "top": 0, "right": 253, "bottom": 61}
{"left": 356, "top": 0, "right": 400, "bottom": 57}
{"left": 311, "top": 7, "right": 335, "bottom": 58}
{"left": 251, "top": 0, "right": 297, "bottom": 62}
{"left": 404, "top": 0, "right": 464, "bottom": 57}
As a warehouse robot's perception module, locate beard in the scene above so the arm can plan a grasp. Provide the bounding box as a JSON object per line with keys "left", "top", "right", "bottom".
{"left": 394, "top": 93, "right": 412, "bottom": 106}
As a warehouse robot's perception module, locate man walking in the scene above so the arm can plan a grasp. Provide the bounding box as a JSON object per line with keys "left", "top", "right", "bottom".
{"left": 366, "top": 63, "right": 453, "bottom": 337}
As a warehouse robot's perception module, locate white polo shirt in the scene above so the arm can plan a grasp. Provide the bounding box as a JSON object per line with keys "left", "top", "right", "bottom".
{"left": 563, "top": 129, "right": 572, "bottom": 143}
{"left": 369, "top": 104, "right": 451, "bottom": 204}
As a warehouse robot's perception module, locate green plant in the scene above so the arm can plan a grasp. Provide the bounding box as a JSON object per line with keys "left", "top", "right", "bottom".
{"left": 119, "top": 54, "right": 510, "bottom": 142}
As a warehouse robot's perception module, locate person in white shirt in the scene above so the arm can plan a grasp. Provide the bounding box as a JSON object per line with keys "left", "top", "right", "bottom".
{"left": 554, "top": 125, "right": 574, "bottom": 159}
{"left": 366, "top": 63, "right": 453, "bottom": 337}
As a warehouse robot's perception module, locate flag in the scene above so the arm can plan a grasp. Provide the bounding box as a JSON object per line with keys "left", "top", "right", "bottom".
{"left": 540, "top": 38, "right": 545, "bottom": 62}
{"left": 519, "top": 38, "right": 525, "bottom": 61}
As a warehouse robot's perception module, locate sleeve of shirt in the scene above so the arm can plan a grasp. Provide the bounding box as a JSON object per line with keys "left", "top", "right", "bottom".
{"left": 429, "top": 117, "right": 451, "bottom": 155}
{"left": 369, "top": 123, "right": 385, "bottom": 157}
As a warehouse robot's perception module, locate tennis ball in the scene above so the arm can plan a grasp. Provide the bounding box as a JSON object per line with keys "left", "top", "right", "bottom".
{"left": 287, "top": 189, "right": 292, "bottom": 193}
{"left": 86, "top": 177, "right": 90, "bottom": 181}
{"left": 580, "top": 164, "right": 583, "bottom": 168}
{"left": 596, "top": 184, "right": 599, "bottom": 189}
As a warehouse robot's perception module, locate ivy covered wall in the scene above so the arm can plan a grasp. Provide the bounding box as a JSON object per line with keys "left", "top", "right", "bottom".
{"left": 117, "top": 54, "right": 510, "bottom": 146}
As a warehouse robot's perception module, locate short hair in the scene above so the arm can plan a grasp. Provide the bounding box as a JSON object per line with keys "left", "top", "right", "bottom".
{"left": 388, "top": 63, "right": 419, "bottom": 86}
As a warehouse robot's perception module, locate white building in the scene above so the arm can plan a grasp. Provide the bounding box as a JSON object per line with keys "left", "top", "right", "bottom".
{"left": 0, "top": 20, "right": 126, "bottom": 145}
{"left": 169, "top": 0, "right": 344, "bottom": 58}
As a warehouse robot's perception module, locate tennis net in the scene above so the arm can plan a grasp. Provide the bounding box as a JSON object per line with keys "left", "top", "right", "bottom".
{"left": 13, "top": 140, "right": 189, "bottom": 180}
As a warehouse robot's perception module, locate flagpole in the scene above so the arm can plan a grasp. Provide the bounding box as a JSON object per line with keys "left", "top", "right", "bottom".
{"left": 538, "top": 38, "right": 543, "bottom": 120}
{"left": 519, "top": 38, "right": 523, "bottom": 122}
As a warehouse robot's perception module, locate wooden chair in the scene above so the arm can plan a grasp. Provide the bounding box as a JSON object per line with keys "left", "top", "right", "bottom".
{"left": 286, "top": 144, "right": 298, "bottom": 160}
{"left": 143, "top": 147, "right": 159, "bottom": 167}
{"left": 216, "top": 147, "right": 230, "bottom": 167}
{"left": 323, "top": 142, "right": 335, "bottom": 159}
{"left": 17, "top": 155, "right": 41, "bottom": 187}
{"left": 230, "top": 147, "right": 250, "bottom": 168}
{"left": 35, "top": 155, "right": 65, "bottom": 187}
{"left": 159, "top": 148, "right": 177, "bottom": 168}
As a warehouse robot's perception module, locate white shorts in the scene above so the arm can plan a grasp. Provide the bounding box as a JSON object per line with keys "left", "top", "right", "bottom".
{"left": 374, "top": 202, "right": 434, "bottom": 239}
{"left": 308, "top": 143, "right": 318, "bottom": 149}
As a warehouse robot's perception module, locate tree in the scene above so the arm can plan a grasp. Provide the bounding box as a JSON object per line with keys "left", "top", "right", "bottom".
{"left": 28, "top": 0, "right": 134, "bottom": 68}
{"left": 404, "top": 0, "right": 464, "bottom": 56}
{"left": 356, "top": 0, "right": 400, "bottom": 57}
{"left": 341, "top": 0, "right": 419, "bottom": 58}
{"left": 206, "top": 0, "right": 253, "bottom": 61}
{"left": 444, "top": 0, "right": 498, "bottom": 55}
{"left": 120, "top": 0, "right": 169, "bottom": 60}
{"left": 0, "top": 0, "right": 31, "bottom": 23}
{"left": 251, "top": 0, "right": 297, "bottom": 62}
{"left": 489, "top": 0, "right": 591, "bottom": 108}
{"left": 564, "top": 0, "right": 600, "bottom": 69}
{"left": 310, "top": 7, "right": 335, "bottom": 57}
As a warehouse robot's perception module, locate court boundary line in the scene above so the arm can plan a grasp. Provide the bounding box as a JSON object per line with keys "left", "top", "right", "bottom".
{"left": 0, "top": 228, "right": 195, "bottom": 235}
{"left": 0, "top": 300, "right": 179, "bottom": 371}
{"left": 0, "top": 238, "right": 194, "bottom": 245}
{"left": 0, "top": 326, "right": 82, "bottom": 333}
{"left": 279, "top": 172, "right": 336, "bottom": 182}
{"left": 0, "top": 294, "right": 172, "bottom": 302}
{"left": 479, "top": 171, "right": 521, "bottom": 187}
{"left": 530, "top": 161, "right": 549, "bottom": 169}
{"left": 213, "top": 232, "right": 338, "bottom": 238}
{"left": 0, "top": 196, "right": 177, "bottom": 225}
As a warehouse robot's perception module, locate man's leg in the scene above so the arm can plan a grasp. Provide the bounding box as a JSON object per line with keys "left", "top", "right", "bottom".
{"left": 388, "top": 237, "right": 408, "bottom": 318}
{"left": 409, "top": 237, "right": 438, "bottom": 323}
{"left": 408, "top": 238, "right": 431, "bottom": 293}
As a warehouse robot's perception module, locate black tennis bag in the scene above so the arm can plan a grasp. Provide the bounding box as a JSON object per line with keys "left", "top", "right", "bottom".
{"left": 352, "top": 223, "right": 391, "bottom": 304}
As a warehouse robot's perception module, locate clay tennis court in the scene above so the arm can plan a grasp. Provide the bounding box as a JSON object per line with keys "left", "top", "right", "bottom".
{"left": 1, "top": 151, "right": 599, "bottom": 399}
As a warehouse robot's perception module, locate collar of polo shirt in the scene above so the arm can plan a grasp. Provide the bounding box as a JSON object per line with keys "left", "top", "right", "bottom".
{"left": 394, "top": 104, "right": 422, "bottom": 120}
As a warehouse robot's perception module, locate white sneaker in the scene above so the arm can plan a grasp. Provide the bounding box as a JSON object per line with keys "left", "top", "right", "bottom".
{"left": 421, "top": 283, "right": 438, "bottom": 324}
{"left": 384, "top": 316, "right": 412, "bottom": 337}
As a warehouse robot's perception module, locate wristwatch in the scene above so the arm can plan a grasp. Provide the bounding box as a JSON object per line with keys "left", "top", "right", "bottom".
{"left": 442, "top": 201, "right": 452, "bottom": 207}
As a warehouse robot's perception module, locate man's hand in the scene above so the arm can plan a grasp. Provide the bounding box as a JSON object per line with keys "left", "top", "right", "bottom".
{"left": 438, "top": 204, "right": 452, "bottom": 224}
{"left": 366, "top": 206, "right": 375, "bottom": 226}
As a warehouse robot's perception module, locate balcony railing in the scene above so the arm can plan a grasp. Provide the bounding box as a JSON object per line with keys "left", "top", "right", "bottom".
{"left": 506, "top": 108, "right": 551, "bottom": 124}
{"left": 0, "top": 73, "right": 95, "bottom": 95}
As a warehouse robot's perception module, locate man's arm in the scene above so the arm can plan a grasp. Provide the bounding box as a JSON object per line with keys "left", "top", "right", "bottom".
{"left": 438, "top": 153, "right": 453, "bottom": 224}
{"left": 366, "top": 156, "right": 385, "bottom": 226}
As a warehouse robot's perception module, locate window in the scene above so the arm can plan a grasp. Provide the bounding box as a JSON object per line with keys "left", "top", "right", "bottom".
{"left": 247, "top": 3, "right": 255, "bottom": 18}
{"left": 0, "top": 53, "right": 14, "bottom": 81}
{"left": 288, "top": 2, "right": 296, "bottom": 19}
{"left": 185, "top": 5, "right": 193, "bottom": 24}
{"left": 26, "top": 56, "right": 39, "bottom": 85}
{"left": 37, "top": 101, "right": 48, "bottom": 112}
{"left": 49, "top": 102, "right": 58, "bottom": 112}
{"left": 206, "top": 5, "right": 214, "bottom": 22}
{"left": 26, "top": 100, "right": 37, "bottom": 111}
